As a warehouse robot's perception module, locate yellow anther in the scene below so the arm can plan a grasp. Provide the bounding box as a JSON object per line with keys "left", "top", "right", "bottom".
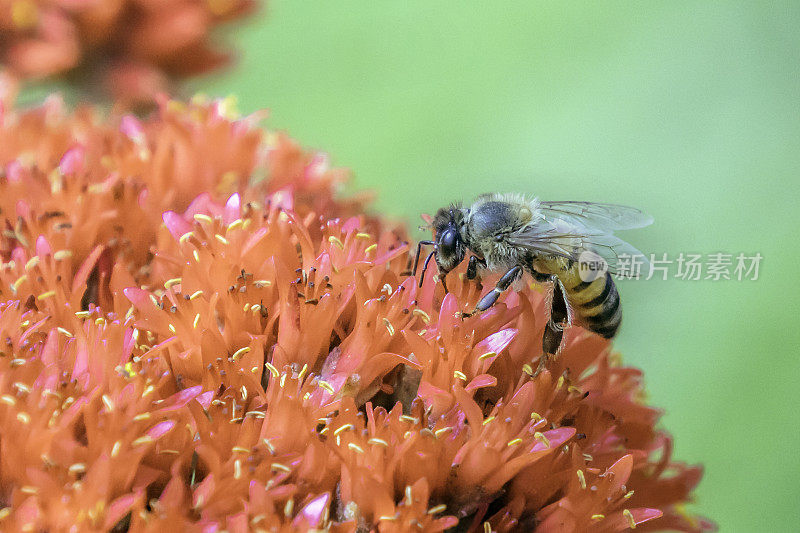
{"left": 507, "top": 438, "right": 523, "bottom": 447}
{"left": 0, "top": 395, "right": 16, "bottom": 406}
{"left": 189, "top": 290, "right": 204, "bottom": 300}
{"left": 434, "top": 427, "right": 452, "bottom": 438}
{"left": 367, "top": 438, "right": 388, "bottom": 447}
{"left": 478, "top": 351, "right": 497, "bottom": 360}
{"left": 193, "top": 214, "right": 213, "bottom": 224}
{"left": 270, "top": 463, "right": 290, "bottom": 472}
{"left": 347, "top": 443, "right": 364, "bottom": 453}
{"left": 534, "top": 432, "right": 550, "bottom": 447}
{"left": 38, "top": 290, "right": 57, "bottom": 301}
{"left": 164, "top": 278, "right": 182, "bottom": 289}
{"left": 333, "top": 424, "right": 353, "bottom": 436}
{"left": 214, "top": 234, "right": 229, "bottom": 245}
{"left": 54, "top": 250, "right": 73, "bottom": 261}
{"left": 132, "top": 435, "right": 154, "bottom": 446}
{"left": 577, "top": 469, "right": 586, "bottom": 489}
{"left": 262, "top": 438, "right": 275, "bottom": 454}
{"left": 364, "top": 243, "right": 377, "bottom": 254}
{"left": 101, "top": 394, "right": 115, "bottom": 411}
{"left": 356, "top": 232, "right": 371, "bottom": 239}
{"left": 328, "top": 236, "right": 344, "bottom": 250}
{"left": 427, "top": 504, "right": 447, "bottom": 515}
{"left": 482, "top": 416, "right": 496, "bottom": 426}
{"left": 318, "top": 380, "right": 335, "bottom": 394}
{"left": 623, "top": 509, "right": 637, "bottom": 529}
{"left": 179, "top": 232, "right": 193, "bottom": 244}
{"left": 591, "top": 514, "right": 605, "bottom": 520}
{"left": 453, "top": 370, "right": 467, "bottom": 381}
{"left": 264, "top": 362, "right": 279, "bottom": 378}
{"left": 193, "top": 313, "right": 200, "bottom": 328}
{"left": 227, "top": 219, "right": 243, "bottom": 232}
{"left": 412, "top": 308, "right": 430, "bottom": 324}
{"left": 24, "top": 256, "right": 39, "bottom": 271}
{"left": 231, "top": 346, "right": 250, "bottom": 360}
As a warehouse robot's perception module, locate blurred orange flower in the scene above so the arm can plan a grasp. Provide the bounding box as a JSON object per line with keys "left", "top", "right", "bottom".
{"left": 0, "top": 0, "right": 257, "bottom": 106}
{"left": 0, "top": 89, "right": 714, "bottom": 531}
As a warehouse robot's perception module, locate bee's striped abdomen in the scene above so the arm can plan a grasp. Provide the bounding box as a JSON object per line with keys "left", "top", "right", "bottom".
{"left": 564, "top": 271, "right": 621, "bottom": 339}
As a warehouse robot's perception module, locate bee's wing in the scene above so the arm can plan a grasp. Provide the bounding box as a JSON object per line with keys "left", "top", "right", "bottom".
{"left": 537, "top": 201, "right": 653, "bottom": 230}
{"left": 508, "top": 211, "right": 650, "bottom": 276}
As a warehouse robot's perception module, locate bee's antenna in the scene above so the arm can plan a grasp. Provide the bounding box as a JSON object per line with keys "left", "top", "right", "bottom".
{"left": 419, "top": 250, "right": 436, "bottom": 288}
{"left": 412, "top": 240, "right": 434, "bottom": 277}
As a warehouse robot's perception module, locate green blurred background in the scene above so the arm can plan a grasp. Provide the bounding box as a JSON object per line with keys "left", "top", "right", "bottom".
{"left": 194, "top": 1, "right": 799, "bottom": 530}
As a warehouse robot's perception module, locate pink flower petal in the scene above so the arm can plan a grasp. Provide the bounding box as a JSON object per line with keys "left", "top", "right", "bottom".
{"left": 162, "top": 210, "right": 192, "bottom": 240}
{"left": 293, "top": 493, "right": 330, "bottom": 528}
{"left": 465, "top": 374, "right": 497, "bottom": 392}
{"left": 34, "top": 235, "right": 52, "bottom": 257}
{"left": 224, "top": 193, "right": 241, "bottom": 224}
{"left": 59, "top": 146, "right": 85, "bottom": 175}
{"left": 156, "top": 385, "right": 204, "bottom": 412}
{"left": 120, "top": 115, "right": 145, "bottom": 143}
{"left": 146, "top": 420, "right": 176, "bottom": 439}
{"left": 607, "top": 454, "right": 634, "bottom": 492}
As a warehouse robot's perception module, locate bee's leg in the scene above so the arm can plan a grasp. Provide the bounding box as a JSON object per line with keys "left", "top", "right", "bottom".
{"left": 535, "top": 276, "right": 570, "bottom": 376}
{"left": 466, "top": 256, "right": 487, "bottom": 280}
{"left": 412, "top": 240, "right": 435, "bottom": 277}
{"left": 418, "top": 248, "right": 436, "bottom": 288}
{"left": 463, "top": 266, "right": 522, "bottom": 317}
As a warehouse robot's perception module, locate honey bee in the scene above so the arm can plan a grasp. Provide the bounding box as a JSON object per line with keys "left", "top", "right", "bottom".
{"left": 413, "top": 193, "right": 652, "bottom": 373}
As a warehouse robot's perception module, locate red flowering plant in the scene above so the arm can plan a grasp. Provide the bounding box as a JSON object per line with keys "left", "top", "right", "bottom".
{"left": 0, "top": 85, "right": 714, "bottom": 531}
{"left": 0, "top": 0, "right": 256, "bottom": 107}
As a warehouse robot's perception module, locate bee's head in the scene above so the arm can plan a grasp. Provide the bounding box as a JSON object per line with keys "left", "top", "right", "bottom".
{"left": 431, "top": 205, "right": 466, "bottom": 275}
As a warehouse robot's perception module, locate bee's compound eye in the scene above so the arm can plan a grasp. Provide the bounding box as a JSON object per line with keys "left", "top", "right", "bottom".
{"left": 440, "top": 229, "right": 457, "bottom": 255}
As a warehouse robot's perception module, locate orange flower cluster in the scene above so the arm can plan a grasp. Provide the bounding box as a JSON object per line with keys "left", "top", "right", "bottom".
{"left": 0, "top": 0, "right": 256, "bottom": 106}
{"left": 0, "top": 89, "right": 714, "bottom": 531}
